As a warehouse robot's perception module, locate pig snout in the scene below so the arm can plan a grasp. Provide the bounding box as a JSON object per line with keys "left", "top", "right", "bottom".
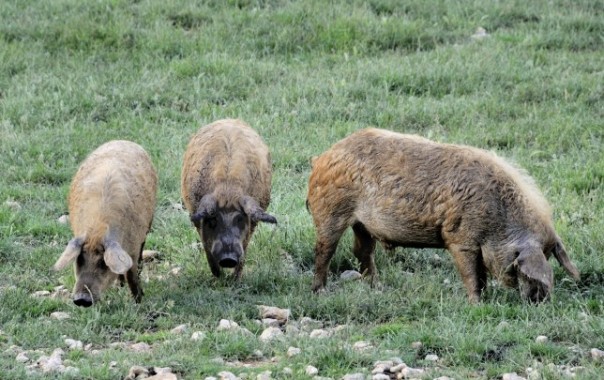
{"left": 73, "top": 291, "right": 94, "bottom": 307}
{"left": 212, "top": 239, "right": 243, "bottom": 268}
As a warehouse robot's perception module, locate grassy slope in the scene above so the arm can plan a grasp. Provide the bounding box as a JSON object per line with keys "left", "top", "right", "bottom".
{"left": 0, "top": 0, "right": 603, "bottom": 378}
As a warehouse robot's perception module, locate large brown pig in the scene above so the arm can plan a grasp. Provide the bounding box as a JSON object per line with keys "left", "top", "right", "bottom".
{"left": 54, "top": 140, "right": 157, "bottom": 307}
{"left": 307, "top": 128, "right": 579, "bottom": 302}
{"left": 181, "top": 119, "right": 276, "bottom": 279}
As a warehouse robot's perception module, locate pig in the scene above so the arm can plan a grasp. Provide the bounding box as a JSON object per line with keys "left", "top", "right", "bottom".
{"left": 181, "top": 119, "right": 276, "bottom": 279}
{"left": 54, "top": 140, "right": 157, "bottom": 307}
{"left": 307, "top": 128, "right": 579, "bottom": 303}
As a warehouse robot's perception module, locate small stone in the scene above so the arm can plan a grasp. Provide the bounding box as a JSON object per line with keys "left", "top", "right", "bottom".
{"left": 109, "top": 361, "right": 118, "bottom": 368}
{"left": 340, "top": 270, "right": 362, "bottom": 281}
{"left": 172, "top": 203, "right": 184, "bottom": 211}
{"left": 33, "top": 290, "right": 51, "bottom": 298}
{"left": 191, "top": 331, "right": 206, "bottom": 341}
{"left": 64, "top": 339, "right": 83, "bottom": 350}
{"left": 342, "top": 374, "right": 365, "bottom": 380}
{"left": 147, "top": 373, "right": 177, "bottom": 380}
{"left": 287, "top": 347, "right": 301, "bottom": 357}
{"left": 372, "top": 365, "right": 386, "bottom": 374}
{"left": 401, "top": 367, "right": 424, "bottom": 378}
{"left": 535, "top": 335, "right": 548, "bottom": 344}
{"left": 259, "top": 327, "right": 283, "bottom": 342}
{"left": 285, "top": 324, "right": 300, "bottom": 336}
{"left": 353, "top": 341, "right": 373, "bottom": 351}
{"left": 218, "top": 371, "right": 238, "bottom": 380}
{"left": 309, "top": 329, "right": 331, "bottom": 339}
{"left": 282, "top": 367, "right": 293, "bottom": 376}
{"left": 257, "top": 370, "right": 272, "bottom": 380}
{"left": 16, "top": 352, "right": 29, "bottom": 363}
{"left": 205, "top": 377, "right": 218, "bottom": 380}
{"left": 390, "top": 363, "right": 406, "bottom": 373}
{"left": 169, "top": 267, "right": 182, "bottom": 276}
{"left": 57, "top": 215, "right": 69, "bottom": 224}
{"left": 433, "top": 377, "right": 453, "bottom": 380}
{"left": 471, "top": 27, "right": 489, "bottom": 39}
{"left": 257, "top": 305, "right": 290, "bottom": 322}
{"left": 129, "top": 342, "right": 152, "bottom": 352}
{"left": 497, "top": 321, "right": 510, "bottom": 330}
{"left": 411, "top": 341, "right": 423, "bottom": 349}
{"left": 127, "top": 365, "right": 149, "bottom": 379}
{"left": 502, "top": 373, "right": 526, "bottom": 380}
{"left": 217, "top": 319, "right": 239, "bottom": 331}
{"left": 372, "top": 375, "right": 389, "bottom": 380}
{"left": 210, "top": 357, "right": 225, "bottom": 365}
{"left": 590, "top": 348, "right": 604, "bottom": 360}
{"left": 170, "top": 324, "right": 188, "bottom": 334}
{"left": 300, "top": 317, "right": 323, "bottom": 331}
{"left": 142, "top": 250, "right": 160, "bottom": 261}
{"left": 50, "top": 312, "right": 71, "bottom": 320}
{"left": 262, "top": 318, "right": 281, "bottom": 327}
{"left": 424, "top": 354, "right": 439, "bottom": 362}
{"left": 154, "top": 366, "right": 172, "bottom": 374}
{"left": 305, "top": 366, "right": 319, "bottom": 376}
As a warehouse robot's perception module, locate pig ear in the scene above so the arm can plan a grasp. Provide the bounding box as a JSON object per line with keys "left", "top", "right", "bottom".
{"left": 240, "top": 196, "right": 277, "bottom": 224}
{"left": 103, "top": 240, "right": 132, "bottom": 275}
{"left": 516, "top": 247, "right": 553, "bottom": 291}
{"left": 54, "top": 237, "right": 85, "bottom": 270}
{"left": 552, "top": 240, "right": 580, "bottom": 280}
{"left": 191, "top": 194, "right": 217, "bottom": 227}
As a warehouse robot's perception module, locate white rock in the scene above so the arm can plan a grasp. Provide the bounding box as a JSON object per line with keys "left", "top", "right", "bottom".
{"left": 50, "top": 312, "right": 71, "bottom": 320}
{"left": 309, "top": 329, "right": 331, "bottom": 339}
{"left": 129, "top": 342, "right": 152, "bottom": 352}
{"left": 411, "top": 341, "right": 423, "bottom": 349}
{"left": 285, "top": 324, "right": 300, "bottom": 336}
{"left": 33, "top": 290, "right": 51, "bottom": 298}
{"left": 502, "top": 373, "right": 526, "bottom": 380}
{"left": 172, "top": 203, "right": 184, "bottom": 211}
{"left": 305, "top": 365, "right": 319, "bottom": 376}
{"left": 535, "top": 335, "right": 548, "bottom": 344}
{"left": 390, "top": 363, "right": 406, "bottom": 373}
{"left": 142, "top": 250, "right": 160, "bottom": 261}
{"left": 128, "top": 365, "right": 149, "bottom": 378}
{"left": 109, "top": 361, "right": 118, "bottom": 368}
{"left": 169, "top": 266, "right": 182, "bottom": 276}
{"left": 287, "top": 346, "right": 301, "bottom": 357}
{"left": 191, "top": 331, "right": 206, "bottom": 341}
{"left": 154, "top": 366, "right": 173, "bottom": 374}
{"left": 257, "top": 305, "right": 290, "bottom": 322}
{"left": 300, "top": 317, "right": 323, "bottom": 331}
{"left": 342, "top": 374, "right": 365, "bottom": 380}
{"left": 590, "top": 348, "right": 604, "bottom": 360}
{"left": 401, "top": 367, "right": 424, "bottom": 378}
{"left": 353, "top": 341, "right": 373, "bottom": 351}
{"left": 218, "top": 371, "right": 238, "bottom": 380}
{"left": 170, "top": 324, "right": 188, "bottom": 334}
{"left": 340, "top": 270, "right": 362, "bottom": 281}
{"left": 372, "top": 375, "right": 389, "bottom": 380}
{"left": 497, "top": 321, "right": 510, "bottom": 330}
{"left": 40, "top": 348, "right": 65, "bottom": 373}
{"left": 16, "top": 352, "right": 29, "bottom": 363}
{"left": 217, "top": 319, "right": 239, "bottom": 331}
{"left": 372, "top": 365, "right": 386, "bottom": 374}
{"left": 433, "top": 377, "right": 454, "bottom": 380}
{"left": 64, "top": 338, "right": 83, "bottom": 350}
{"left": 425, "top": 354, "right": 439, "bottom": 362}
{"left": 205, "top": 377, "right": 218, "bottom": 380}
{"left": 471, "top": 27, "right": 489, "bottom": 39}
{"left": 257, "top": 370, "right": 272, "bottom": 380}
{"left": 262, "top": 318, "right": 281, "bottom": 327}
{"left": 259, "top": 327, "right": 283, "bottom": 342}
{"left": 282, "top": 367, "right": 293, "bottom": 376}
{"left": 147, "top": 373, "right": 177, "bottom": 380}
{"left": 57, "top": 214, "right": 69, "bottom": 224}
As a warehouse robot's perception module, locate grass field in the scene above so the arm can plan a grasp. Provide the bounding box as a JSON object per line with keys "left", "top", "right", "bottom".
{"left": 1, "top": 0, "right": 603, "bottom": 379}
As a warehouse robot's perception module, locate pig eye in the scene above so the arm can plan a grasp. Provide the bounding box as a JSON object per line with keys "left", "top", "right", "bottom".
{"left": 205, "top": 217, "right": 217, "bottom": 229}
{"left": 234, "top": 214, "right": 244, "bottom": 225}
{"left": 97, "top": 260, "right": 108, "bottom": 271}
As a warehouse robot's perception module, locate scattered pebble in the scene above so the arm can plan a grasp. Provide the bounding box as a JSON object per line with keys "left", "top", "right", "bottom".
{"left": 411, "top": 341, "right": 423, "bottom": 350}
{"left": 471, "top": 27, "right": 489, "bottom": 39}
{"left": 33, "top": 290, "right": 51, "bottom": 298}
{"left": 129, "top": 342, "right": 152, "bottom": 352}
{"left": 5, "top": 200, "right": 22, "bottom": 211}
{"left": 50, "top": 312, "right": 71, "bottom": 320}
{"left": 282, "top": 367, "right": 293, "bottom": 376}
{"left": 142, "top": 250, "right": 160, "bottom": 261}
{"left": 169, "top": 267, "right": 182, "bottom": 276}
{"left": 353, "top": 341, "right": 373, "bottom": 351}
{"left": 401, "top": 367, "right": 424, "bottom": 378}
{"left": 191, "top": 331, "right": 206, "bottom": 341}
{"left": 425, "top": 354, "right": 439, "bottom": 362}
{"left": 287, "top": 347, "right": 301, "bottom": 357}
{"left": 257, "top": 370, "right": 272, "bottom": 380}
{"left": 372, "top": 374, "right": 389, "bottom": 380}
{"left": 309, "top": 329, "right": 331, "bottom": 339}
{"left": 497, "top": 321, "right": 510, "bottom": 330}
{"left": 170, "top": 324, "right": 188, "bottom": 334}
{"left": 259, "top": 327, "right": 283, "bottom": 342}
{"left": 64, "top": 339, "right": 83, "bottom": 350}
{"left": 172, "top": 203, "right": 184, "bottom": 211}
{"left": 535, "top": 336, "right": 548, "bottom": 344}
{"left": 217, "top": 370, "right": 238, "bottom": 380}
{"left": 261, "top": 318, "right": 281, "bottom": 327}
{"left": 340, "top": 270, "right": 362, "bottom": 281}
{"left": 502, "top": 373, "right": 526, "bottom": 380}
{"left": 300, "top": 317, "right": 323, "bottom": 331}
{"left": 217, "top": 319, "right": 239, "bottom": 331}
{"left": 126, "top": 365, "right": 149, "bottom": 379}
{"left": 57, "top": 214, "right": 69, "bottom": 224}
{"left": 257, "top": 305, "right": 290, "bottom": 322}
{"left": 305, "top": 365, "right": 319, "bottom": 376}
{"left": 434, "top": 377, "right": 453, "bottom": 380}
{"left": 590, "top": 348, "right": 604, "bottom": 360}
{"left": 16, "top": 352, "right": 30, "bottom": 363}
{"left": 342, "top": 374, "right": 365, "bottom": 380}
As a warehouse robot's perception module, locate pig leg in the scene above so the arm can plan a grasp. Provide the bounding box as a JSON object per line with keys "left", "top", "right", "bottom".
{"left": 448, "top": 243, "right": 487, "bottom": 303}
{"left": 126, "top": 243, "right": 145, "bottom": 303}
{"left": 233, "top": 223, "right": 256, "bottom": 281}
{"left": 312, "top": 220, "right": 348, "bottom": 292}
{"left": 352, "top": 223, "right": 377, "bottom": 284}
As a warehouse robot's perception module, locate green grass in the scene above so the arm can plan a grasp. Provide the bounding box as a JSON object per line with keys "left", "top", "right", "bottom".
{"left": 1, "top": 0, "right": 603, "bottom": 378}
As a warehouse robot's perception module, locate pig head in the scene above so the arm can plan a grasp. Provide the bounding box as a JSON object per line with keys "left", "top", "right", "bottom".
{"left": 191, "top": 193, "right": 276, "bottom": 278}
{"left": 54, "top": 236, "right": 133, "bottom": 307}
